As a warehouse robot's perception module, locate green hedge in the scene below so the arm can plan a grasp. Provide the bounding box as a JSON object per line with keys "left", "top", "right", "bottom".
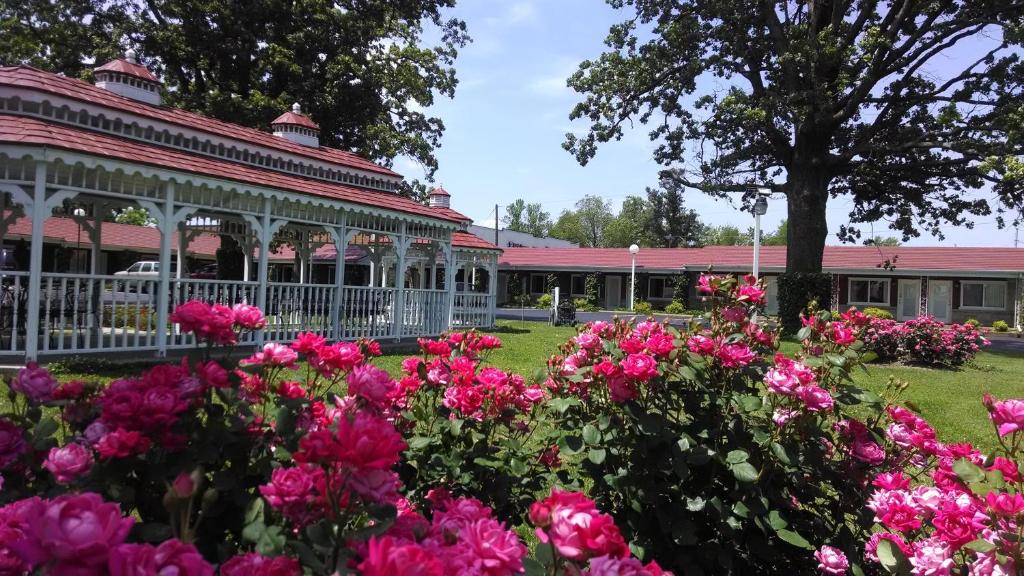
{"left": 778, "top": 272, "right": 832, "bottom": 334}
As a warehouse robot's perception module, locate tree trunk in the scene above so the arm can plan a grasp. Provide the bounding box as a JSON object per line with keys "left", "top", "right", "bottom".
{"left": 784, "top": 169, "right": 832, "bottom": 272}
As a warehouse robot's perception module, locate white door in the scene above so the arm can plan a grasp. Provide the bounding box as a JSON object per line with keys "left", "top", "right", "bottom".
{"left": 605, "top": 276, "right": 622, "bottom": 309}
{"left": 897, "top": 279, "right": 921, "bottom": 321}
{"left": 927, "top": 280, "right": 952, "bottom": 323}
{"left": 764, "top": 276, "right": 779, "bottom": 315}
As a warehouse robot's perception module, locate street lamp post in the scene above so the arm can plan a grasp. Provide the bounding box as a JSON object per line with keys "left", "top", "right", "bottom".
{"left": 629, "top": 244, "right": 640, "bottom": 311}
{"left": 73, "top": 207, "right": 86, "bottom": 273}
{"left": 751, "top": 189, "right": 770, "bottom": 279}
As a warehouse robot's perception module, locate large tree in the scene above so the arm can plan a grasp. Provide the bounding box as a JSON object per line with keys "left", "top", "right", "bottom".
{"left": 503, "top": 199, "right": 553, "bottom": 237}
{"left": 646, "top": 181, "right": 705, "bottom": 247}
{"left": 574, "top": 195, "right": 615, "bottom": 248}
{"left": 604, "top": 195, "right": 654, "bottom": 247}
{"left": 1, "top": 0, "right": 467, "bottom": 178}
{"left": 565, "top": 1, "right": 1024, "bottom": 272}
{"left": 549, "top": 210, "right": 588, "bottom": 246}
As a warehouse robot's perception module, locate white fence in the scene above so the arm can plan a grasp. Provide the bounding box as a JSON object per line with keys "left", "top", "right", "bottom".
{"left": 452, "top": 292, "right": 494, "bottom": 329}
{"left": 402, "top": 289, "right": 448, "bottom": 337}
{"left": 337, "top": 286, "right": 395, "bottom": 340}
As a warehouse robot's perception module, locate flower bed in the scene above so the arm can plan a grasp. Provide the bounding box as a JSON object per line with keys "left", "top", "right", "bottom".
{"left": 863, "top": 315, "right": 988, "bottom": 367}
{"left": 0, "top": 277, "right": 1016, "bottom": 575}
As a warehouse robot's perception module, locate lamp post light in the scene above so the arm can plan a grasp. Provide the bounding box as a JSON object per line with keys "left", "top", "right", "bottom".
{"left": 751, "top": 188, "right": 770, "bottom": 279}
{"left": 72, "top": 207, "right": 86, "bottom": 273}
{"left": 629, "top": 243, "right": 640, "bottom": 311}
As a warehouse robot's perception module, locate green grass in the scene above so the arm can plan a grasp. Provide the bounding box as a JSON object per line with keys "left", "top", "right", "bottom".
{"left": 44, "top": 319, "right": 1024, "bottom": 452}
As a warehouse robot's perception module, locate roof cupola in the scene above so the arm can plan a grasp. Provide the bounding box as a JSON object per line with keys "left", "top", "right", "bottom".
{"left": 94, "top": 49, "right": 162, "bottom": 106}
{"left": 271, "top": 103, "right": 320, "bottom": 147}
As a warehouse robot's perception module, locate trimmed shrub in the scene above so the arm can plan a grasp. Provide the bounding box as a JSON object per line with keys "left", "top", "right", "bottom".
{"left": 862, "top": 314, "right": 988, "bottom": 367}
{"left": 584, "top": 272, "right": 601, "bottom": 310}
{"left": 993, "top": 319, "right": 1010, "bottom": 332}
{"left": 777, "top": 272, "right": 832, "bottom": 334}
{"left": 632, "top": 300, "right": 652, "bottom": 315}
{"left": 536, "top": 293, "right": 553, "bottom": 309}
{"left": 862, "top": 306, "right": 893, "bottom": 320}
{"left": 664, "top": 301, "right": 686, "bottom": 315}
{"left": 965, "top": 318, "right": 981, "bottom": 328}
{"left": 670, "top": 274, "right": 689, "bottom": 308}
{"left": 574, "top": 297, "right": 597, "bottom": 312}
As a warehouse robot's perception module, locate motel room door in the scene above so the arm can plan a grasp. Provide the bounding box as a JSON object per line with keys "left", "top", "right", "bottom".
{"left": 896, "top": 279, "right": 921, "bottom": 321}
{"left": 605, "top": 276, "right": 622, "bottom": 309}
{"left": 927, "top": 280, "right": 953, "bottom": 323}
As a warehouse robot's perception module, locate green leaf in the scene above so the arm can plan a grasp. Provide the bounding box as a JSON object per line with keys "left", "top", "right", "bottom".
{"left": 407, "top": 436, "right": 433, "bottom": 450}
{"left": 965, "top": 539, "right": 996, "bottom": 553}
{"left": 877, "top": 538, "right": 910, "bottom": 573}
{"left": 953, "top": 458, "right": 986, "bottom": 483}
{"left": 796, "top": 326, "right": 812, "bottom": 341}
{"left": 31, "top": 417, "right": 58, "bottom": 441}
{"left": 244, "top": 498, "right": 264, "bottom": 525}
{"left": 558, "top": 435, "right": 584, "bottom": 455}
{"left": 588, "top": 448, "right": 607, "bottom": 464}
{"left": 776, "top": 529, "right": 814, "bottom": 550}
{"left": 686, "top": 497, "right": 706, "bottom": 512}
{"left": 726, "top": 449, "right": 749, "bottom": 465}
{"left": 771, "top": 442, "right": 793, "bottom": 465}
{"left": 549, "top": 397, "right": 580, "bottom": 414}
{"left": 851, "top": 563, "right": 867, "bottom": 576}
{"left": 582, "top": 424, "right": 601, "bottom": 445}
{"left": 767, "top": 510, "right": 787, "bottom": 531}
{"left": 730, "top": 462, "right": 759, "bottom": 483}
{"left": 509, "top": 458, "right": 528, "bottom": 476}
{"left": 534, "top": 543, "right": 554, "bottom": 566}
{"left": 737, "top": 395, "right": 762, "bottom": 412}
{"left": 449, "top": 419, "right": 463, "bottom": 436}
{"left": 523, "top": 557, "right": 547, "bottom": 576}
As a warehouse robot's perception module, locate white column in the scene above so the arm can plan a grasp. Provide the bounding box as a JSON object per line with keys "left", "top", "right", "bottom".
{"left": 391, "top": 226, "right": 410, "bottom": 339}
{"left": 488, "top": 256, "right": 498, "bottom": 327}
{"left": 331, "top": 224, "right": 355, "bottom": 341}
{"left": 90, "top": 208, "right": 103, "bottom": 275}
{"left": 368, "top": 258, "right": 376, "bottom": 287}
{"left": 176, "top": 222, "right": 187, "bottom": 279}
{"left": 417, "top": 262, "right": 426, "bottom": 289}
{"left": 381, "top": 260, "right": 389, "bottom": 288}
{"left": 444, "top": 244, "right": 457, "bottom": 329}
{"left": 256, "top": 199, "right": 272, "bottom": 345}
{"left": 154, "top": 183, "right": 175, "bottom": 356}
{"left": 25, "top": 162, "right": 47, "bottom": 361}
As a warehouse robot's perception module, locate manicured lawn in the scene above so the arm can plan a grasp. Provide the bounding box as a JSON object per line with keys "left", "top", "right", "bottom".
{"left": 43, "top": 319, "right": 1024, "bottom": 452}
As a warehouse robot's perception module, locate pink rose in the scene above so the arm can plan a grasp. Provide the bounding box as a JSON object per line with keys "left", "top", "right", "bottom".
{"left": 990, "top": 399, "right": 1024, "bottom": 437}
{"left": 687, "top": 335, "right": 715, "bottom": 355}
{"left": 721, "top": 306, "right": 747, "bottom": 323}
{"left": 0, "top": 419, "right": 25, "bottom": 470}
{"left": 575, "top": 332, "right": 603, "bottom": 351}
{"left": 738, "top": 283, "right": 766, "bottom": 305}
{"left": 829, "top": 322, "right": 856, "bottom": 346}
{"left": 797, "top": 385, "right": 833, "bottom": 412}
{"left": 220, "top": 552, "right": 302, "bottom": 576}
{"left": 850, "top": 437, "right": 885, "bottom": 465}
{"left": 446, "top": 518, "right": 527, "bottom": 575}
{"left": 242, "top": 343, "right": 299, "bottom": 368}
{"left": 908, "top": 537, "right": 954, "bottom": 576}
{"left": 11, "top": 362, "right": 57, "bottom": 402}
{"left": 12, "top": 493, "right": 133, "bottom": 569}
{"left": 814, "top": 545, "right": 849, "bottom": 575}
{"left": 358, "top": 536, "right": 443, "bottom": 576}
{"left": 348, "top": 469, "right": 401, "bottom": 504}
{"left": 621, "top": 353, "right": 658, "bottom": 381}
{"left": 108, "top": 540, "right": 213, "bottom": 576}
{"left": 231, "top": 303, "right": 267, "bottom": 330}
{"left": 170, "top": 301, "right": 236, "bottom": 345}
{"left": 43, "top": 443, "right": 93, "bottom": 484}
{"left": 716, "top": 343, "right": 755, "bottom": 368}
{"left": 764, "top": 368, "right": 800, "bottom": 396}
{"left": 347, "top": 365, "right": 398, "bottom": 405}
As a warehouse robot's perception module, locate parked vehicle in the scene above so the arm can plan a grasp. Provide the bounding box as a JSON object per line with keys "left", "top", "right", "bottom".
{"left": 189, "top": 263, "right": 218, "bottom": 279}
{"left": 114, "top": 261, "right": 161, "bottom": 279}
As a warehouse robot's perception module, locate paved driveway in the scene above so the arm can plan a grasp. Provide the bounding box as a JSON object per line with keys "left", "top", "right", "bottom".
{"left": 496, "top": 307, "right": 695, "bottom": 327}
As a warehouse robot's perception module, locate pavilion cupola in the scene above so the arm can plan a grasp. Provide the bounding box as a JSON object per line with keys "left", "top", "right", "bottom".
{"left": 428, "top": 186, "right": 451, "bottom": 208}
{"left": 271, "top": 103, "right": 320, "bottom": 147}
{"left": 94, "top": 49, "right": 162, "bottom": 106}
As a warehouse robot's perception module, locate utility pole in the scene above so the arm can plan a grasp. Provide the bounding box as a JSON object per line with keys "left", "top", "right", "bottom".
{"left": 494, "top": 204, "right": 499, "bottom": 247}
{"left": 1016, "top": 225, "right": 1019, "bottom": 248}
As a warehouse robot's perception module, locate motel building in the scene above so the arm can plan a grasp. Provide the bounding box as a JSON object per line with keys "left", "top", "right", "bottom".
{"left": 0, "top": 52, "right": 500, "bottom": 361}
{"left": 497, "top": 246, "right": 1024, "bottom": 327}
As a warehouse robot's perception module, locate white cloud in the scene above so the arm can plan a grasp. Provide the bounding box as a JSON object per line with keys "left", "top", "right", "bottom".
{"left": 483, "top": 1, "right": 537, "bottom": 27}
{"left": 529, "top": 74, "right": 570, "bottom": 97}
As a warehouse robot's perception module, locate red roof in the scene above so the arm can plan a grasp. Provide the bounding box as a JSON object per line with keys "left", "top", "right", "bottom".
{"left": 498, "top": 246, "right": 1024, "bottom": 274}
{"left": 430, "top": 206, "right": 473, "bottom": 223}
{"left": 0, "top": 115, "right": 461, "bottom": 223}
{"left": 453, "top": 230, "right": 500, "bottom": 251}
{"left": 429, "top": 187, "right": 450, "bottom": 197}
{"left": 0, "top": 66, "right": 398, "bottom": 177}
{"left": 95, "top": 58, "right": 159, "bottom": 82}
{"left": 271, "top": 111, "right": 319, "bottom": 130}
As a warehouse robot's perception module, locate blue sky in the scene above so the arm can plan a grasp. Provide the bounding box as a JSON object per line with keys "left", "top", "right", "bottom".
{"left": 397, "top": 0, "right": 1015, "bottom": 248}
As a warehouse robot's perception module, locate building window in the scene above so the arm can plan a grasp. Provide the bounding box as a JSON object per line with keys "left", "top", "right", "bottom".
{"left": 530, "top": 274, "right": 546, "bottom": 294}
{"left": 571, "top": 275, "right": 586, "bottom": 296}
{"left": 961, "top": 281, "right": 1006, "bottom": 310}
{"left": 648, "top": 276, "right": 674, "bottom": 300}
{"left": 848, "top": 278, "right": 890, "bottom": 305}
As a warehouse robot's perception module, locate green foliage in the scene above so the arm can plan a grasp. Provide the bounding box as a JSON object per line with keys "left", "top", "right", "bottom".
{"left": 549, "top": 210, "right": 587, "bottom": 246}
{"left": 564, "top": 1, "right": 1024, "bottom": 272}
{"left": 993, "top": 320, "right": 1010, "bottom": 332}
{"left": 2, "top": 0, "right": 469, "bottom": 177}
{"left": 664, "top": 301, "right": 686, "bottom": 315}
{"left": 760, "top": 219, "right": 788, "bottom": 246}
{"left": 584, "top": 273, "right": 601, "bottom": 310}
{"left": 573, "top": 297, "right": 597, "bottom": 312}
{"left": 632, "top": 300, "right": 652, "bottom": 315}
{"left": 778, "top": 273, "right": 832, "bottom": 334}
{"left": 862, "top": 307, "right": 894, "bottom": 320}
{"left": 646, "top": 181, "right": 705, "bottom": 247}
{"left": 102, "top": 305, "right": 156, "bottom": 330}
{"left": 603, "top": 196, "right": 653, "bottom": 248}
{"left": 701, "top": 225, "right": 753, "bottom": 246}
{"left": 503, "top": 199, "right": 552, "bottom": 237}
{"left": 965, "top": 318, "right": 981, "bottom": 328}
{"left": 113, "top": 207, "right": 155, "bottom": 227}
{"left": 670, "top": 274, "right": 689, "bottom": 308}
{"left": 536, "top": 293, "right": 553, "bottom": 309}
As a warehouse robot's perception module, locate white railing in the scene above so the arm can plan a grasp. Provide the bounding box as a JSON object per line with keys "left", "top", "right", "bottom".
{"left": 452, "top": 292, "right": 494, "bottom": 328}
{"left": 167, "top": 279, "right": 261, "bottom": 349}
{"left": 33, "top": 273, "right": 160, "bottom": 354}
{"left": 402, "top": 289, "right": 448, "bottom": 337}
{"left": 338, "top": 286, "right": 394, "bottom": 340}
{"left": 0, "top": 271, "right": 30, "bottom": 354}
{"left": 265, "top": 283, "right": 337, "bottom": 342}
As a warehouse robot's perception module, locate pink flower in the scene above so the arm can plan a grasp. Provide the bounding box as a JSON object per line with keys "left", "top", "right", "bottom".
{"left": 242, "top": 342, "right": 299, "bottom": 368}
{"left": 797, "top": 385, "right": 834, "bottom": 412}
{"left": 575, "top": 332, "right": 604, "bottom": 351}
{"left": 532, "top": 489, "right": 629, "bottom": 561}
{"left": 449, "top": 518, "right": 527, "bottom": 575}
{"left": 814, "top": 545, "right": 849, "bottom": 575}
{"left": 721, "top": 306, "right": 748, "bottom": 323}
{"left": 986, "top": 492, "right": 1024, "bottom": 517}
{"left": 231, "top": 303, "right": 266, "bottom": 330}
{"left": 621, "top": 353, "right": 658, "bottom": 381}
{"left": 291, "top": 332, "right": 326, "bottom": 355}
{"left": 608, "top": 375, "right": 638, "bottom": 403}
{"left": 738, "top": 283, "right": 766, "bottom": 305}
{"left": 334, "top": 412, "right": 407, "bottom": 470}
{"left": 867, "top": 490, "right": 921, "bottom": 532}
{"left": 11, "top": 362, "right": 57, "bottom": 402}
{"left": 850, "top": 437, "right": 885, "bottom": 465}
{"left": 687, "top": 335, "right": 715, "bottom": 355}
{"left": 716, "top": 343, "right": 755, "bottom": 368}
{"left": 970, "top": 551, "right": 1015, "bottom": 576}
{"left": 170, "top": 301, "right": 236, "bottom": 345}
{"left": 349, "top": 469, "right": 401, "bottom": 504}
{"left": 11, "top": 493, "right": 133, "bottom": 569}
{"left": 989, "top": 398, "right": 1024, "bottom": 437}
{"left": 932, "top": 506, "right": 986, "bottom": 548}
{"left": 43, "top": 443, "right": 93, "bottom": 484}
{"left": 772, "top": 408, "right": 799, "bottom": 427}
{"left": 0, "top": 419, "right": 25, "bottom": 470}
{"left": 96, "top": 428, "right": 152, "bottom": 459}
{"left": 865, "top": 532, "right": 909, "bottom": 564}
{"left": 358, "top": 536, "right": 443, "bottom": 576}
{"left": 872, "top": 472, "right": 911, "bottom": 491}
{"left": 764, "top": 368, "right": 800, "bottom": 396}
{"left": 220, "top": 552, "right": 302, "bottom": 576}
{"left": 347, "top": 365, "right": 397, "bottom": 406}
{"left": 108, "top": 540, "right": 213, "bottom": 576}
{"left": 908, "top": 537, "right": 953, "bottom": 576}
{"left": 697, "top": 275, "right": 714, "bottom": 294}
{"left": 829, "top": 322, "right": 856, "bottom": 346}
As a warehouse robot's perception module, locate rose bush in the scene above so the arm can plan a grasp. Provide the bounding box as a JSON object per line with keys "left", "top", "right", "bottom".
{"left": 542, "top": 274, "right": 902, "bottom": 574}
{"left": 863, "top": 314, "right": 987, "bottom": 367}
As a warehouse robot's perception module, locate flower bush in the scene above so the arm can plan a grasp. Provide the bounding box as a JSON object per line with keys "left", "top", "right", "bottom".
{"left": 864, "top": 315, "right": 988, "bottom": 367}
{"left": 542, "top": 274, "right": 900, "bottom": 574}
